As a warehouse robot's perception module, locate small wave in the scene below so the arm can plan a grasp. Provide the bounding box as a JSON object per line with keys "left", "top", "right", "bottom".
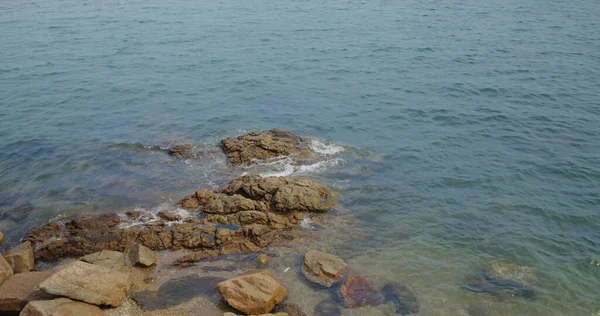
{"left": 117, "top": 204, "right": 194, "bottom": 229}
{"left": 310, "top": 139, "right": 345, "bottom": 156}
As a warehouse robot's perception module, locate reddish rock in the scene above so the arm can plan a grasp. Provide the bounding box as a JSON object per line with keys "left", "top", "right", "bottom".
{"left": 340, "top": 276, "right": 382, "bottom": 308}
{"left": 0, "top": 271, "right": 54, "bottom": 312}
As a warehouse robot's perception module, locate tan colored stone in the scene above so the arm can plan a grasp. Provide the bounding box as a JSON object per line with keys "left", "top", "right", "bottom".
{"left": 79, "top": 250, "right": 125, "bottom": 270}
{"left": 257, "top": 254, "right": 269, "bottom": 265}
{"left": 0, "top": 271, "right": 54, "bottom": 312}
{"left": 0, "top": 255, "right": 13, "bottom": 286}
{"left": 301, "top": 250, "right": 346, "bottom": 287}
{"left": 39, "top": 261, "right": 129, "bottom": 307}
{"left": 0, "top": 232, "right": 3, "bottom": 246}
{"left": 20, "top": 298, "right": 103, "bottom": 316}
{"left": 217, "top": 270, "right": 287, "bottom": 315}
{"left": 3, "top": 241, "right": 35, "bottom": 274}
{"left": 128, "top": 243, "right": 157, "bottom": 267}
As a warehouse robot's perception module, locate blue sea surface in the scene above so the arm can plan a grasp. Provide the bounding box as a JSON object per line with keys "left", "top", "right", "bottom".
{"left": 1, "top": 0, "right": 600, "bottom": 314}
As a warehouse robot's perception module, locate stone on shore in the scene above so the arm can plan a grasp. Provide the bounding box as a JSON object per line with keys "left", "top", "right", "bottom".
{"left": 80, "top": 250, "right": 125, "bottom": 270}
{"left": 381, "top": 282, "right": 420, "bottom": 315}
{"left": 340, "top": 276, "right": 382, "bottom": 308}
{"left": 39, "top": 261, "right": 129, "bottom": 307}
{"left": 3, "top": 241, "right": 35, "bottom": 273}
{"left": 0, "top": 255, "right": 14, "bottom": 286}
{"left": 217, "top": 270, "right": 287, "bottom": 315}
{"left": 20, "top": 298, "right": 103, "bottom": 316}
{"left": 221, "top": 129, "right": 313, "bottom": 165}
{"left": 301, "top": 250, "right": 346, "bottom": 287}
{"left": 128, "top": 243, "right": 157, "bottom": 267}
{"left": 0, "top": 271, "right": 54, "bottom": 312}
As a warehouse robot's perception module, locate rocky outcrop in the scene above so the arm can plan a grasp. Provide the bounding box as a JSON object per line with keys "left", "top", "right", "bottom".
{"left": 0, "top": 271, "right": 54, "bottom": 312}
{"left": 24, "top": 176, "right": 337, "bottom": 266}
{"left": 80, "top": 250, "right": 125, "bottom": 270}
{"left": 221, "top": 129, "right": 313, "bottom": 165}
{"left": 3, "top": 241, "right": 35, "bottom": 273}
{"left": 340, "top": 276, "right": 382, "bottom": 308}
{"left": 301, "top": 250, "right": 346, "bottom": 287}
{"left": 128, "top": 243, "right": 157, "bottom": 267}
{"left": 168, "top": 144, "right": 194, "bottom": 158}
{"left": 381, "top": 282, "right": 420, "bottom": 315}
{"left": 217, "top": 270, "right": 287, "bottom": 315}
{"left": 20, "top": 298, "right": 103, "bottom": 316}
{"left": 0, "top": 255, "right": 13, "bottom": 286}
{"left": 39, "top": 261, "right": 129, "bottom": 307}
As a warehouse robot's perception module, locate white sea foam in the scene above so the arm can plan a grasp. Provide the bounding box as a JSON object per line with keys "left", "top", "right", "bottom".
{"left": 310, "top": 139, "right": 345, "bottom": 156}
{"left": 256, "top": 157, "right": 345, "bottom": 178}
{"left": 300, "top": 217, "right": 315, "bottom": 229}
{"left": 117, "top": 204, "right": 194, "bottom": 229}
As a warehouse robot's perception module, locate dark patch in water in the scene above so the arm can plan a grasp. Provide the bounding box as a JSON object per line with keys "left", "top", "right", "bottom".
{"left": 381, "top": 282, "right": 420, "bottom": 315}
{"left": 314, "top": 299, "right": 342, "bottom": 316}
{"left": 461, "top": 273, "right": 537, "bottom": 301}
{"left": 131, "top": 275, "right": 226, "bottom": 310}
{"left": 201, "top": 265, "right": 237, "bottom": 272}
{"left": 215, "top": 223, "right": 241, "bottom": 231}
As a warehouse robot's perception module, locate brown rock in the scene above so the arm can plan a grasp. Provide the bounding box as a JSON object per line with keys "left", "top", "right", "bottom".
{"left": 3, "top": 241, "right": 35, "bottom": 274}
{"left": 257, "top": 254, "right": 269, "bottom": 265}
{"left": 168, "top": 144, "right": 194, "bottom": 158}
{"left": 301, "top": 250, "right": 346, "bottom": 287}
{"left": 0, "top": 232, "right": 3, "bottom": 246}
{"left": 271, "top": 182, "right": 336, "bottom": 212}
{"left": 20, "top": 298, "right": 103, "bottom": 316}
{"left": 0, "top": 271, "right": 54, "bottom": 312}
{"left": 79, "top": 250, "right": 125, "bottom": 270}
{"left": 128, "top": 243, "right": 157, "bottom": 267}
{"left": 217, "top": 270, "right": 287, "bottom": 315}
{"left": 158, "top": 211, "right": 182, "bottom": 222}
{"left": 177, "top": 195, "right": 199, "bottom": 211}
{"left": 221, "top": 129, "right": 313, "bottom": 165}
{"left": 340, "top": 276, "right": 382, "bottom": 308}
{"left": 39, "top": 261, "right": 129, "bottom": 307}
{"left": 0, "top": 255, "right": 13, "bottom": 286}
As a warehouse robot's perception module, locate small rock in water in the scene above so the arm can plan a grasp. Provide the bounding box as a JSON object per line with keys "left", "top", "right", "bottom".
{"left": 461, "top": 273, "right": 537, "bottom": 301}
{"left": 216, "top": 270, "right": 287, "bottom": 315}
{"left": 0, "top": 255, "right": 13, "bottom": 286}
{"left": 275, "top": 302, "right": 307, "bottom": 316}
{"left": 257, "top": 253, "right": 269, "bottom": 265}
{"left": 128, "top": 243, "right": 158, "bottom": 267}
{"left": 380, "top": 282, "right": 420, "bottom": 315}
{"left": 2, "top": 241, "right": 35, "bottom": 274}
{"left": 301, "top": 250, "right": 346, "bottom": 288}
{"left": 340, "top": 276, "right": 382, "bottom": 308}
{"left": 20, "top": 298, "right": 103, "bottom": 316}
{"left": 168, "top": 144, "right": 194, "bottom": 158}
{"left": 314, "top": 299, "right": 342, "bottom": 316}
{"left": 221, "top": 129, "right": 313, "bottom": 165}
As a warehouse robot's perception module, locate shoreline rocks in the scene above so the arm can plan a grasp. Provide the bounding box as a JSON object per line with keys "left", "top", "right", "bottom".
{"left": 20, "top": 298, "right": 103, "bottom": 316}
{"left": 128, "top": 244, "right": 157, "bottom": 267}
{"left": 0, "top": 255, "right": 13, "bottom": 286}
{"left": 80, "top": 250, "right": 125, "bottom": 270}
{"left": 0, "top": 271, "right": 54, "bottom": 312}
{"left": 3, "top": 241, "right": 35, "bottom": 273}
{"left": 221, "top": 129, "right": 313, "bottom": 165}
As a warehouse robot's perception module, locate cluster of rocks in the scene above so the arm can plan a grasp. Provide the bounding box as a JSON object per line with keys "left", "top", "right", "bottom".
{"left": 0, "top": 240, "right": 157, "bottom": 315}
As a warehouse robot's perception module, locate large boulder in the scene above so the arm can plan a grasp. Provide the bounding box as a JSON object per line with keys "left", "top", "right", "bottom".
{"left": 217, "top": 270, "right": 287, "bottom": 315}
{"left": 20, "top": 298, "right": 103, "bottom": 316}
{"left": 79, "top": 250, "right": 125, "bottom": 270}
{"left": 39, "top": 261, "right": 129, "bottom": 307}
{"left": 0, "top": 255, "right": 13, "bottom": 286}
{"left": 301, "top": 250, "right": 346, "bottom": 287}
{"left": 221, "top": 129, "right": 313, "bottom": 165}
{"left": 340, "top": 276, "right": 382, "bottom": 308}
{"left": 128, "top": 243, "right": 157, "bottom": 267}
{"left": 0, "top": 271, "right": 54, "bottom": 312}
{"left": 3, "top": 241, "right": 35, "bottom": 273}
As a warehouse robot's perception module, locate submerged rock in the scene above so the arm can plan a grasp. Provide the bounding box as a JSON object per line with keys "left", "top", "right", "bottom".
{"left": 340, "top": 276, "right": 382, "bottom": 308}
{"left": 3, "top": 241, "right": 35, "bottom": 273}
{"left": 217, "top": 270, "right": 287, "bottom": 315}
{"left": 380, "top": 282, "right": 420, "bottom": 315}
{"left": 20, "top": 298, "right": 103, "bottom": 316}
{"left": 40, "top": 261, "right": 130, "bottom": 307}
{"left": 461, "top": 273, "right": 536, "bottom": 301}
{"left": 0, "top": 271, "right": 54, "bottom": 312}
{"left": 301, "top": 250, "right": 346, "bottom": 288}
{"left": 221, "top": 129, "right": 313, "bottom": 165}
{"left": 131, "top": 275, "right": 225, "bottom": 310}
{"left": 313, "top": 299, "right": 341, "bottom": 316}
{"left": 487, "top": 261, "right": 537, "bottom": 287}
{"left": 79, "top": 250, "right": 125, "bottom": 270}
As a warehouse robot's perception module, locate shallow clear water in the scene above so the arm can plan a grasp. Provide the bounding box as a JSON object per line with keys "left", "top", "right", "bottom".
{"left": 1, "top": 0, "right": 600, "bottom": 314}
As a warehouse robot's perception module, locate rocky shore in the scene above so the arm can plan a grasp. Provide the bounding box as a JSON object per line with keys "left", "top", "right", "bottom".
{"left": 0, "top": 129, "right": 539, "bottom": 315}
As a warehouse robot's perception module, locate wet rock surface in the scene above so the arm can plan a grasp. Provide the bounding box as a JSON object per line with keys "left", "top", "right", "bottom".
{"left": 131, "top": 275, "right": 225, "bottom": 310}
{"left": 20, "top": 298, "right": 103, "bottom": 316}
{"left": 2, "top": 241, "right": 35, "bottom": 273}
{"left": 79, "top": 250, "right": 125, "bottom": 270}
{"left": 339, "top": 276, "right": 382, "bottom": 308}
{"left": 40, "top": 260, "right": 130, "bottom": 307}
{"left": 301, "top": 250, "right": 346, "bottom": 288}
{"left": 221, "top": 129, "right": 314, "bottom": 165}
{"left": 167, "top": 144, "right": 194, "bottom": 158}
{"left": 0, "top": 271, "right": 55, "bottom": 312}
{"left": 380, "top": 282, "right": 420, "bottom": 315}
{"left": 217, "top": 269, "right": 287, "bottom": 315}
